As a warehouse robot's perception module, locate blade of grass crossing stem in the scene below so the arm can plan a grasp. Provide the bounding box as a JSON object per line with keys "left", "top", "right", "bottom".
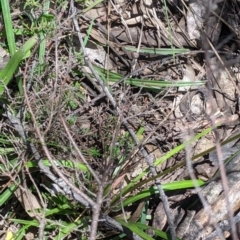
{"left": 134, "top": 222, "right": 181, "bottom": 240}
{"left": 11, "top": 220, "right": 38, "bottom": 240}
{"left": 12, "top": 218, "right": 81, "bottom": 239}
{"left": 14, "top": 225, "right": 29, "bottom": 240}
{"left": 136, "top": 132, "right": 240, "bottom": 191}
{"left": 27, "top": 159, "right": 88, "bottom": 172}
{"left": 110, "top": 126, "right": 213, "bottom": 206}
{"left": 45, "top": 204, "right": 72, "bottom": 217}
{"left": 0, "top": 147, "right": 14, "bottom": 154}
{"left": 11, "top": 219, "right": 39, "bottom": 227}
{"left": 93, "top": 65, "right": 205, "bottom": 89}
{"left": 0, "top": 35, "right": 39, "bottom": 96}
{"left": 118, "top": 131, "right": 240, "bottom": 199}
{"left": 118, "top": 179, "right": 205, "bottom": 209}
{"left": 57, "top": 222, "right": 80, "bottom": 239}
{"left": 1, "top": 0, "right": 16, "bottom": 55}
{"left": 0, "top": 159, "right": 88, "bottom": 174}
{"left": 94, "top": 66, "right": 113, "bottom": 89}
{"left": 118, "top": 220, "right": 155, "bottom": 240}
{"left": 154, "top": 127, "right": 214, "bottom": 167}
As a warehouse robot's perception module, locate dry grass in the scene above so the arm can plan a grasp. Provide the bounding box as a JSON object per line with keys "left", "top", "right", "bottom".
{"left": 0, "top": 0, "right": 240, "bottom": 239}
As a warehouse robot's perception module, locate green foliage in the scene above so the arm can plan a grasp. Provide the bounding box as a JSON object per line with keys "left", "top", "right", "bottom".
{"left": 110, "top": 127, "right": 213, "bottom": 208}
{"left": 93, "top": 65, "right": 205, "bottom": 90}
{"left": 64, "top": 82, "right": 85, "bottom": 110}
{"left": 89, "top": 146, "right": 101, "bottom": 158}
{"left": 0, "top": 35, "right": 38, "bottom": 96}
{"left": 67, "top": 115, "right": 77, "bottom": 125}
{"left": 1, "top": 1, "right": 238, "bottom": 239}
{"left": 117, "top": 180, "right": 205, "bottom": 210}
{"left": 125, "top": 46, "right": 190, "bottom": 55}
{"left": 1, "top": 0, "right": 16, "bottom": 55}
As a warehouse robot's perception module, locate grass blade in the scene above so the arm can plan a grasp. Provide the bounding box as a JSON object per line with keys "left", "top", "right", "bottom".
{"left": 111, "top": 126, "right": 213, "bottom": 206}
{"left": 0, "top": 35, "right": 39, "bottom": 96}
{"left": 0, "top": 183, "right": 18, "bottom": 206}
{"left": 125, "top": 46, "right": 190, "bottom": 55}
{"left": 118, "top": 179, "right": 205, "bottom": 208}
{"left": 118, "top": 220, "right": 155, "bottom": 240}
{"left": 94, "top": 66, "right": 205, "bottom": 89}
{"left": 1, "top": 0, "right": 16, "bottom": 55}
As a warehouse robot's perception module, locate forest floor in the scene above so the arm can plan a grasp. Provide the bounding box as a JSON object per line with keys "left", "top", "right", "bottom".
{"left": 1, "top": 0, "right": 240, "bottom": 239}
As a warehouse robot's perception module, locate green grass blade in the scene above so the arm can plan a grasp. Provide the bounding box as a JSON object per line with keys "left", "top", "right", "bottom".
{"left": 27, "top": 159, "right": 89, "bottom": 172}
{"left": 118, "top": 179, "right": 204, "bottom": 208}
{"left": 14, "top": 224, "right": 30, "bottom": 240}
{"left": 11, "top": 219, "right": 39, "bottom": 227}
{"left": 154, "top": 127, "right": 213, "bottom": 167}
{"left": 0, "top": 147, "right": 15, "bottom": 154}
{"left": 134, "top": 222, "right": 181, "bottom": 240}
{"left": 131, "top": 132, "right": 240, "bottom": 191}
{"left": 0, "top": 159, "right": 88, "bottom": 175}
{"left": 0, "top": 183, "right": 18, "bottom": 206}
{"left": 56, "top": 222, "right": 80, "bottom": 239}
{"left": 45, "top": 204, "right": 73, "bottom": 217}
{"left": 93, "top": 66, "right": 205, "bottom": 89}
{"left": 125, "top": 46, "right": 190, "bottom": 55}
{"left": 140, "top": 200, "right": 149, "bottom": 224}
{"left": 111, "top": 126, "right": 213, "bottom": 206}
{"left": 84, "top": 18, "right": 94, "bottom": 46}
{"left": 118, "top": 220, "right": 155, "bottom": 240}
{"left": 1, "top": 0, "right": 16, "bottom": 55}
{"left": 38, "top": 32, "right": 46, "bottom": 74}
{"left": 0, "top": 35, "right": 39, "bottom": 96}
{"left": 38, "top": 1, "right": 50, "bottom": 74}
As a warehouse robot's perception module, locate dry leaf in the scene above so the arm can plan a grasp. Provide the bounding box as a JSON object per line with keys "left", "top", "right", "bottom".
{"left": 14, "top": 188, "right": 43, "bottom": 218}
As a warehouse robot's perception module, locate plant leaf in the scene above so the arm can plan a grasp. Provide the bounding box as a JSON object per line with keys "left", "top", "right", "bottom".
{"left": 0, "top": 35, "right": 39, "bottom": 96}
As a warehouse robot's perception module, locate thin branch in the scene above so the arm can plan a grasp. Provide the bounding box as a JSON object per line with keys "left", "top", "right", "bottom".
{"left": 90, "top": 185, "right": 104, "bottom": 240}
{"left": 205, "top": 210, "right": 240, "bottom": 240}
{"left": 70, "top": 2, "right": 176, "bottom": 239}
{"left": 184, "top": 134, "right": 225, "bottom": 240}
{"left": 204, "top": 40, "right": 238, "bottom": 240}
{"left": 21, "top": 54, "right": 96, "bottom": 210}
{"left": 60, "top": 115, "right": 102, "bottom": 185}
